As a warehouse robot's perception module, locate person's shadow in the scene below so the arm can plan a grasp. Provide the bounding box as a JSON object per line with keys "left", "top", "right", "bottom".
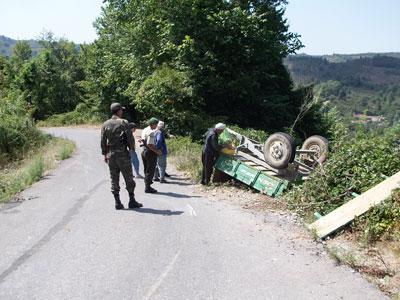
{"left": 155, "top": 192, "right": 201, "bottom": 199}
{"left": 125, "top": 207, "right": 184, "bottom": 216}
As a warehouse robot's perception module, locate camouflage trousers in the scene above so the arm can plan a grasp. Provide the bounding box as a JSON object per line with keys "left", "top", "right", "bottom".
{"left": 108, "top": 150, "right": 136, "bottom": 194}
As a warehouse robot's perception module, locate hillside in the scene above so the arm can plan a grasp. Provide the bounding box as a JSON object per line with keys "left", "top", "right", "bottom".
{"left": 0, "top": 35, "right": 42, "bottom": 57}
{"left": 286, "top": 53, "right": 400, "bottom": 125}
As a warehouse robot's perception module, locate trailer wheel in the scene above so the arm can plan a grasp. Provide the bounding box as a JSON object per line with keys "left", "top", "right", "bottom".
{"left": 263, "top": 132, "right": 295, "bottom": 169}
{"left": 301, "top": 135, "right": 329, "bottom": 164}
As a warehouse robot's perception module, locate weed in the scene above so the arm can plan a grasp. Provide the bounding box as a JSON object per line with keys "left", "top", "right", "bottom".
{"left": 57, "top": 141, "right": 75, "bottom": 160}
{"left": 0, "top": 137, "right": 75, "bottom": 203}
{"left": 167, "top": 137, "right": 202, "bottom": 181}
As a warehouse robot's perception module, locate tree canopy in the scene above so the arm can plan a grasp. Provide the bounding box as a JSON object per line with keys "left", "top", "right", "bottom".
{"left": 91, "top": 0, "right": 303, "bottom": 133}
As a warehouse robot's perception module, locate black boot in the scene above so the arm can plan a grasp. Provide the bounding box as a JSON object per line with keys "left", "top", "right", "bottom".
{"left": 113, "top": 193, "right": 124, "bottom": 210}
{"left": 128, "top": 193, "right": 143, "bottom": 208}
{"left": 145, "top": 186, "right": 157, "bottom": 193}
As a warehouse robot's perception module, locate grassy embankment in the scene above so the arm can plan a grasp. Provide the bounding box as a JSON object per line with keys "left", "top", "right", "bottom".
{"left": 0, "top": 136, "right": 75, "bottom": 203}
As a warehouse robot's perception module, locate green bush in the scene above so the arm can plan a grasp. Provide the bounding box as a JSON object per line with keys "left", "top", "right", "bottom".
{"left": 228, "top": 125, "right": 269, "bottom": 142}
{"left": 38, "top": 102, "right": 104, "bottom": 126}
{"left": 354, "top": 189, "right": 400, "bottom": 242}
{"left": 0, "top": 96, "right": 45, "bottom": 164}
{"left": 133, "top": 65, "right": 212, "bottom": 139}
{"left": 285, "top": 124, "right": 400, "bottom": 220}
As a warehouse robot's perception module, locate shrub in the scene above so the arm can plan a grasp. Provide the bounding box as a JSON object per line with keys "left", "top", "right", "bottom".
{"left": 38, "top": 102, "right": 104, "bottom": 126}
{"left": 354, "top": 189, "right": 400, "bottom": 242}
{"left": 133, "top": 66, "right": 209, "bottom": 138}
{"left": 227, "top": 125, "right": 269, "bottom": 142}
{"left": 285, "top": 124, "right": 400, "bottom": 220}
{"left": 0, "top": 95, "right": 45, "bottom": 164}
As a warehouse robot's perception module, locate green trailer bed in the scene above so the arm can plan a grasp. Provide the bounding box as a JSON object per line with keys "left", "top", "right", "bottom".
{"left": 215, "top": 154, "right": 289, "bottom": 197}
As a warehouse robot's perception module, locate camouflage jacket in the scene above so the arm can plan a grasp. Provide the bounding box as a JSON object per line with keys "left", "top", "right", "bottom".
{"left": 101, "top": 116, "right": 135, "bottom": 155}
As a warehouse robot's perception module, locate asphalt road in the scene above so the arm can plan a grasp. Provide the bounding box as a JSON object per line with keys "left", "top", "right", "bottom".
{"left": 0, "top": 128, "right": 386, "bottom": 300}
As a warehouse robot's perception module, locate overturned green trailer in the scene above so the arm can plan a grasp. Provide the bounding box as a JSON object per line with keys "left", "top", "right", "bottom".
{"left": 214, "top": 129, "right": 329, "bottom": 198}
{"left": 215, "top": 154, "right": 289, "bottom": 197}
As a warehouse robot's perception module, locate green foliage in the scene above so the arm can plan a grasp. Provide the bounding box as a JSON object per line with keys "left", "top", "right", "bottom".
{"left": 0, "top": 137, "right": 75, "bottom": 203}
{"left": 354, "top": 189, "right": 400, "bottom": 242}
{"left": 0, "top": 95, "right": 45, "bottom": 164}
{"left": 11, "top": 41, "right": 32, "bottom": 67}
{"left": 167, "top": 136, "right": 202, "bottom": 181}
{"left": 14, "top": 36, "right": 85, "bottom": 119}
{"left": 91, "top": 0, "right": 304, "bottom": 133}
{"left": 0, "top": 155, "right": 45, "bottom": 202}
{"left": 285, "top": 124, "right": 400, "bottom": 219}
{"left": 228, "top": 125, "right": 269, "bottom": 142}
{"left": 57, "top": 140, "right": 75, "bottom": 160}
{"left": 37, "top": 102, "right": 104, "bottom": 126}
{"left": 134, "top": 66, "right": 206, "bottom": 136}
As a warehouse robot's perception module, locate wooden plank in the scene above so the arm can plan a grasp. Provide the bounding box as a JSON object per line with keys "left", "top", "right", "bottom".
{"left": 309, "top": 171, "right": 400, "bottom": 238}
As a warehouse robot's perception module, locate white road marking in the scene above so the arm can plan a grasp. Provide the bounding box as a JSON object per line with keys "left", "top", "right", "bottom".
{"left": 143, "top": 250, "right": 182, "bottom": 300}
{"left": 186, "top": 204, "right": 197, "bottom": 217}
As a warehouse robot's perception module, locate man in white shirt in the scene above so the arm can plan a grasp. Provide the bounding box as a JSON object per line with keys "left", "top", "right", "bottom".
{"left": 140, "top": 117, "right": 161, "bottom": 193}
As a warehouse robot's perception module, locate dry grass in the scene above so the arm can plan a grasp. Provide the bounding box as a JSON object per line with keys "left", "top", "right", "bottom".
{"left": 167, "top": 137, "right": 202, "bottom": 181}
{"left": 0, "top": 137, "right": 75, "bottom": 203}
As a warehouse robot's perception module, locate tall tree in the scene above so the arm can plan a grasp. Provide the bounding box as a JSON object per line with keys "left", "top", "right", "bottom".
{"left": 92, "top": 0, "right": 303, "bottom": 132}
{"left": 14, "top": 35, "right": 85, "bottom": 119}
{"left": 11, "top": 41, "right": 32, "bottom": 67}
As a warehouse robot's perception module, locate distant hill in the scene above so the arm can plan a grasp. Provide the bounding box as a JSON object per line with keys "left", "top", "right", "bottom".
{"left": 0, "top": 35, "right": 42, "bottom": 57}
{"left": 285, "top": 53, "right": 400, "bottom": 125}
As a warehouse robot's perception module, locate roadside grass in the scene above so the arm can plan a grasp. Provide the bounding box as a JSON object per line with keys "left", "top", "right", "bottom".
{"left": 57, "top": 141, "right": 75, "bottom": 160}
{"left": 0, "top": 137, "right": 76, "bottom": 203}
{"left": 167, "top": 137, "right": 202, "bottom": 182}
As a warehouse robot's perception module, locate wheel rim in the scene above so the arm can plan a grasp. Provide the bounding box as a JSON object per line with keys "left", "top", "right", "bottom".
{"left": 309, "top": 144, "right": 321, "bottom": 159}
{"left": 270, "top": 141, "right": 285, "bottom": 160}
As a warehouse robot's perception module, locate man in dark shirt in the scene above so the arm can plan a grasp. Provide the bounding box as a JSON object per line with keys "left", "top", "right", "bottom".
{"left": 201, "top": 123, "right": 226, "bottom": 185}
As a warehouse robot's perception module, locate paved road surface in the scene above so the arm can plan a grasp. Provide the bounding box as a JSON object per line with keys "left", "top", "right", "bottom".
{"left": 0, "top": 128, "right": 386, "bottom": 299}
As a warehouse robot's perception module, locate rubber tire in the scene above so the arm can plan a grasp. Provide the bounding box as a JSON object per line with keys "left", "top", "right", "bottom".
{"left": 301, "top": 135, "right": 329, "bottom": 164}
{"left": 263, "top": 132, "right": 296, "bottom": 169}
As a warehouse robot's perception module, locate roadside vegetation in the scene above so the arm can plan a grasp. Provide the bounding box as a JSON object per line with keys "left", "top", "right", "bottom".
{"left": 0, "top": 136, "right": 75, "bottom": 203}
{"left": 167, "top": 137, "right": 202, "bottom": 181}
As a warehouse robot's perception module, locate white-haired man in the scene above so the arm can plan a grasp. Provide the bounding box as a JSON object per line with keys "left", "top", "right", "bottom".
{"left": 153, "top": 121, "right": 168, "bottom": 183}
{"left": 201, "top": 123, "right": 226, "bottom": 185}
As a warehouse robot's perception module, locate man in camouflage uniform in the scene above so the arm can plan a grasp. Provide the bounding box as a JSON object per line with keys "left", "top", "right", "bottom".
{"left": 101, "top": 103, "right": 143, "bottom": 210}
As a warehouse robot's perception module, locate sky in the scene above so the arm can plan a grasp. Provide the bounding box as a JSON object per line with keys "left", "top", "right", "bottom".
{"left": 0, "top": 0, "right": 399, "bottom": 55}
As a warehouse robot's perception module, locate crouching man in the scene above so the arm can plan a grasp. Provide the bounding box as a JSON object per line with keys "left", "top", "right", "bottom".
{"left": 101, "top": 103, "right": 143, "bottom": 210}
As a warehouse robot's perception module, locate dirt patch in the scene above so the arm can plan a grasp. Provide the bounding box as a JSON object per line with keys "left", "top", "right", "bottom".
{"left": 326, "top": 234, "right": 400, "bottom": 297}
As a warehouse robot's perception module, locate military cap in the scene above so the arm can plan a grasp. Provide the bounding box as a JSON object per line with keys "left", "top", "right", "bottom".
{"left": 128, "top": 122, "right": 137, "bottom": 129}
{"left": 110, "top": 102, "right": 125, "bottom": 112}
{"left": 148, "top": 117, "right": 159, "bottom": 125}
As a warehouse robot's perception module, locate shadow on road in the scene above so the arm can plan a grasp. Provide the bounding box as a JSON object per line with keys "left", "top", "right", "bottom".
{"left": 126, "top": 208, "right": 184, "bottom": 216}
{"left": 168, "top": 181, "right": 193, "bottom": 187}
{"left": 155, "top": 192, "right": 200, "bottom": 198}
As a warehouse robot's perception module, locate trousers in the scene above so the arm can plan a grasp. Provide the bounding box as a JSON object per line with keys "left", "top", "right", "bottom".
{"left": 201, "top": 151, "right": 217, "bottom": 184}
{"left": 129, "top": 149, "right": 140, "bottom": 176}
{"left": 108, "top": 150, "right": 136, "bottom": 194}
{"left": 141, "top": 149, "right": 158, "bottom": 188}
{"left": 154, "top": 154, "right": 167, "bottom": 180}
